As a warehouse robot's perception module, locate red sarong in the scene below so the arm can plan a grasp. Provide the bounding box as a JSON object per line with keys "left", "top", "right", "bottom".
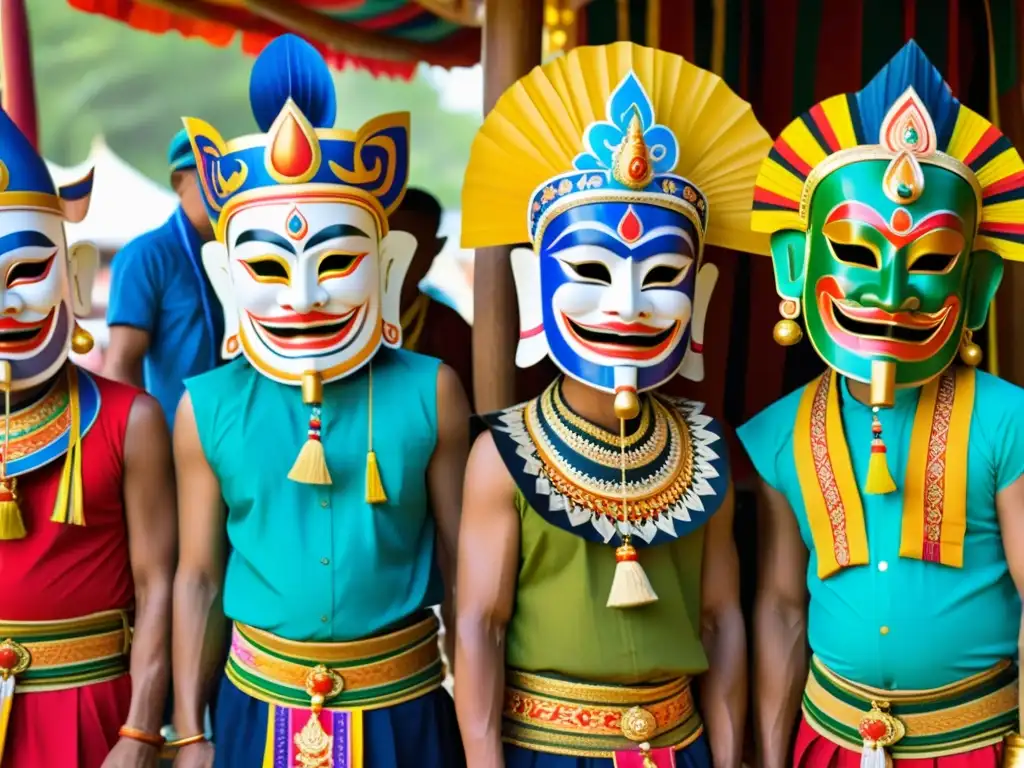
{"left": 2, "top": 676, "right": 131, "bottom": 767}
{"left": 795, "top": 715, "right": 1005, "bottom": 768}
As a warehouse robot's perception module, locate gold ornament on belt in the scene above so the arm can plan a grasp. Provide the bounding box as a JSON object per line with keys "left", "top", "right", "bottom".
{"left": 621, "top": 705, "right": 659, "bottom": 768}
{"left": 0, "top": 638, "right": 30, "bottom": 679}
{"left": 858, "top": 700, "right": 904, "bottom": 768}
{"left": 295, "top": 665, "right": 344, "bottom": 768}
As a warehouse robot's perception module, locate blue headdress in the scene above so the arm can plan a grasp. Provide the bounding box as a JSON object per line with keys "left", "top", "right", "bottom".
{"left": 0, "top": 108, "right": 93, "bottom": 223}
{"left": 182, "top": 34, "right": 410, "bottom": 242}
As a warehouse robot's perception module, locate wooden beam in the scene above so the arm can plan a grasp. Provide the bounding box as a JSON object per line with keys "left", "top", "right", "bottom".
{"left": 0, "top": 0, "right": 38, "bottom": 148}
{"left": 472, "top": 0, "right": 544, "bottom": 412}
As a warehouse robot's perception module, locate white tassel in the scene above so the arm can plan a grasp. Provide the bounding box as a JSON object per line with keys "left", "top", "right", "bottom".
{"left": 860, "top": 742, "right": 888, "bottom": 768}
{"left": 606, "top": 541, "right": 658, "bottom": 608}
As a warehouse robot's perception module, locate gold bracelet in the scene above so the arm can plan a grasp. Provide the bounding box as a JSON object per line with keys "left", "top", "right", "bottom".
{"left": 164, "top": 733, "right": 207, "bottom": 748}
{"left": 118, "top": 725, "right": 165, "bottom": 748}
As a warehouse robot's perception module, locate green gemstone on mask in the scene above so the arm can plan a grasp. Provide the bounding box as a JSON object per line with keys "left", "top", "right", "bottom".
{"left": 897, "top": 182, "right": 913, "bottom": 199}
{"left": 903, "top": 125, "right": 919, "bottom": 145}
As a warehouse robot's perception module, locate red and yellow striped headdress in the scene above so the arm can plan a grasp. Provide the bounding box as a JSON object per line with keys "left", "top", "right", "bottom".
{"left": 751, "top": 40, "right": 1024, "bottom": 262}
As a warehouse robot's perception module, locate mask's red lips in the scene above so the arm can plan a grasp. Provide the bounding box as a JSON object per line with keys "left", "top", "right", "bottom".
{"left": 248, "top": 305, "right": 363, "bottom": 352}
{"left": 0, "top": 308, "right": 55, "bottom": 354}
{"left": 561, "top": 313, "right": 680, "bottom": 361}
{"left": 815, "top": 276, "right": 960, "bottom": 362}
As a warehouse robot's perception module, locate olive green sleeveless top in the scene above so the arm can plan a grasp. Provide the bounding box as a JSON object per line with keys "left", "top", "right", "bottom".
{"left": 505, "top": 490, "right": 709, "bottom": 684}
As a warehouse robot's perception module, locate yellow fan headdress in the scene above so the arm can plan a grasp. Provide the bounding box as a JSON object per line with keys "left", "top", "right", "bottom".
{"left": 461, "top": 42, "right": 771, "bottom": 256}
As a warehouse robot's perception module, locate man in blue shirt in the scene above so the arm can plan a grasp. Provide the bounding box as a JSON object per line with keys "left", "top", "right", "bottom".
{"left": 104, "top": 129, "right": 224, "bottom": 426}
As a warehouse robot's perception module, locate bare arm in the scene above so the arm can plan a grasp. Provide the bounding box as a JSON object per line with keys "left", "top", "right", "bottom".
{"left": 116, "top": 395, "right": 177, "bottom": 746}
{"left": 171, "top": 393, "right": 228, "bottom": 750}
{"left": 699, "top": 484, "right": 746, "bottom": 768}
{"left": 753, "top": 479, "right": 808, "bottom": 768}
{"left": 428, "top": 363, "right": 471, "bottom": 671}
{"left": 455, "top": 432, "right": 519, "bottom": 768}
{"left": 995, "top": 473, "right": 1024, "bottom": 731}
{"left": 103, "top": 326, "right": 150, "bottom": 387}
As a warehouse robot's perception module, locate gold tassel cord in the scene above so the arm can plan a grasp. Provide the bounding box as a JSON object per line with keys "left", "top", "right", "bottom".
{"left": 51, "top": 365, "right": 85, "bottom": 526}
{"left": 865, "top": 408, "right": 897, "bottom": 495}
{"left": 864, "top": 361, "right": 897, "bottom": 496}
{"left": 606, "top": 401, "right": 658, "bottom": 609}
{"left": 0, "top": 362, "right": 24, "bottom": 540}
{"left": 365, "top": 364, "right": 387, "bottom": 505}
{"left": 288, "top": 371, "right": 332, "bottom": 486}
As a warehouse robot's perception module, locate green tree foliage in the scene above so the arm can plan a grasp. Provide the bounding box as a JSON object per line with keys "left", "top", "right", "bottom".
{"left": 25, "top": 0, "right": 481, "bottom": 209}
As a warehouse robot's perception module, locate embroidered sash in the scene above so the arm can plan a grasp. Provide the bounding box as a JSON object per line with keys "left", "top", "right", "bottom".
{"left": 794, "top": 367, "right": 974, "bottom": 578}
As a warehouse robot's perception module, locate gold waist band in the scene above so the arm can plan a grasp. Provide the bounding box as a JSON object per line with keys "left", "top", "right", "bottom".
{"left": 803, "top": 656, "right": 1018, "bottom": 758}
{"left": 502, "top": 669, "right": 703, "bottom": 758}
{"left": 226, "top": 612, "right": 444, "bottom": 711}
{"left": 0, "top": 609, "right": 131, "bottom": 691}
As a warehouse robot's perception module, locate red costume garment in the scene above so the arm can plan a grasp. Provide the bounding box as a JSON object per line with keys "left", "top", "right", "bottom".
{"left": 0, "top": 371, "right": 140, "bottom": 768}
{"left": 795, "top": 718, "right": 1004, "bottom": 768}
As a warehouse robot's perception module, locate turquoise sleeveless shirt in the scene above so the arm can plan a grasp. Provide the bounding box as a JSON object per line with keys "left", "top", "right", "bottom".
{"left": 186, "top": 347, "right": 443, "bottom": 642}
{"left": 738, "top": 370, "right": 1024, "bottom": 690}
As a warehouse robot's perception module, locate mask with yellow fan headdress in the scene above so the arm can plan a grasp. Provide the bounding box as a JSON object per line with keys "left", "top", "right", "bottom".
{"left": 462, "top": 42, "right": 771, "bottom": 403}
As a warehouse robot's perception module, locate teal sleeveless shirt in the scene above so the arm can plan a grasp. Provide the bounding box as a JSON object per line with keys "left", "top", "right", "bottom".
{"left": 186, "top": 347, "right": 443, "bottom": 642}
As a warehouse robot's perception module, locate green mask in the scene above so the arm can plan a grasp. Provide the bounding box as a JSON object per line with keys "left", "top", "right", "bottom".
{"left": 769, "top": 158, "right": 1003, "bottom": 388}
{"left": 750, "top": 42, "right": 1024, "bottom": 406}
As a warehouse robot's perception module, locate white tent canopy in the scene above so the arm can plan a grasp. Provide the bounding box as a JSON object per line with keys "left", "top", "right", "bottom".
{"left": 46, "top": 136, "right": 179, "bottom": 251}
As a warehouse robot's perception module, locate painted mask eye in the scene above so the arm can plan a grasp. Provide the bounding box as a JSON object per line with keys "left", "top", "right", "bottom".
{"left": 827, "top": 239, "right": 878, "bottom": 269}
{"left": 318, "top": 252, "right": 366, "bottom": 282}
{"left": 241, "top": 256, "right": 290, "bottom": 285}
{"left": 562, "top": 261, "right": 612, "bottom": 285}
{"left": 908, "top": 252, "right": 956, "bottom": 274}
{"left": 642, "top": 265, "right": 685, "bottom": 288}
{"left": 6, "top": 255, "right": 55, "bottom": 288}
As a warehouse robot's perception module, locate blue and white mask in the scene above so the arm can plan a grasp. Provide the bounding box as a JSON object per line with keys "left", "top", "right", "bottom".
{"left": 511, "top": 72, "right": 718, "bottom": 395}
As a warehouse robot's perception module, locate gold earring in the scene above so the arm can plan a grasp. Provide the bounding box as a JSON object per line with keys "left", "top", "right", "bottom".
{"left": 773, "top": 299, "right": 803, "bottom": 347}
{"left": 71, "top": 322, "right": 94, "bottom": 355}
{"left": 959, "top": 328, "right": 982, "bottom": 367}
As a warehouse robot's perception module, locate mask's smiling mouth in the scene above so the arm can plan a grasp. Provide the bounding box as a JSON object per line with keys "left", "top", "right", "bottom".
{"left": 815, "top": 276, "right": 959, "bottom": 362}
{"left": 248, "top": 306, "right": 363, "bottom": 354}
{"left": 562, "top": 314, "right": 679, "bottom": 361}
{"left": 0, "top": 308, "right": 55, "bottom": 354}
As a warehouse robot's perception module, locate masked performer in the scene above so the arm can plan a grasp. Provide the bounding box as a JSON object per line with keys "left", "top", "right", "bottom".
{"left": 0, "top": 108, "right": 176, "bottom": 766}
{"left": 169, "top": 34, "right": 468, "bottom": 768}
{"left": 739, "top": 40, "right": 1024, "bottom": 768}
{"left": 456, "top": 42, "right": 770, "bottom": 768}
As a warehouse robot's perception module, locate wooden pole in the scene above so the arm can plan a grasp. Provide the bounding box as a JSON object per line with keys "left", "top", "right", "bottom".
{"left": 472, "top": 0, "right": 543, "bottom": 412}
{"left": 0, "top": 0, "right": 39, "bottom": 148}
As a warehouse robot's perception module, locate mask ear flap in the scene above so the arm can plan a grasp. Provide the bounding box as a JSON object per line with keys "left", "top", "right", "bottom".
{"left": 379, "top": 230, "right": 417, "bottom": 348}
{"left": 68, "top": 241, "right": 100, "bottom": 316}
{"left": 678, "top": 263, "right": 718, "bottom": 382}
{"left": 201, "top": 241, "right": 240, "bottom": 359}
{"left": 510, "top": 246, "right": 548, "bottom": 367}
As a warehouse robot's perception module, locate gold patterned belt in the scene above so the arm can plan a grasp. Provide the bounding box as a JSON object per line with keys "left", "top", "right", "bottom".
{"left": 503, "top": 669, "right": 703, "bottom": 762}
{"left": 803, "top": 656, "right": 1018, "bottom": 759}
{"left": 225, "top": 611, "right": 444, "bottom": 711}
{"left": 0, "top": 610, "right": 132, "bottom": 763}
